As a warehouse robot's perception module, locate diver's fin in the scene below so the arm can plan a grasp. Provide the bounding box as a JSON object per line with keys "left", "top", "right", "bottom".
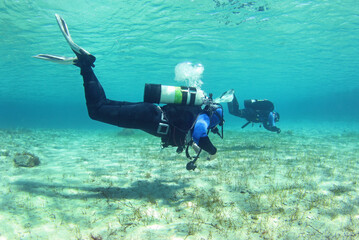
{"left": 33, "top": 14, "right": 94, "bottom": 67}
{"left": 54, "top": 14, "right": 91, "bottom": 56}
{"left": 33, "top": 54, "right": 77, "bottom": 65}
{"left": 241, "top": 121, "right": 251, "bottom": 129}
{"left": 214, "top": 89, "right": 235, "bottom": 103}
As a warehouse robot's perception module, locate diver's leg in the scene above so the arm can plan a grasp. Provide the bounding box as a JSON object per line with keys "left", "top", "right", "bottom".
{"left": 80, "top": 66, "right": 111, "bottom": 117}
{"left": 227, "top": 94, "right": 244, "bottom": 117}
{"left": 80, "top": 66, "right": 162, "bottom": 135}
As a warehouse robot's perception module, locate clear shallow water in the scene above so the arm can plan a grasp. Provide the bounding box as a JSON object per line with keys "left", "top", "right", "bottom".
{"left": 0, "top": 0, "right": 359, "bottom": 128}
{"left": 1, "top": 2, "right": 359, "bottom": 239}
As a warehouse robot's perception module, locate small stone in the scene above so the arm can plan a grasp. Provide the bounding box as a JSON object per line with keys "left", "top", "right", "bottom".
{"left": 0, "top": 149, "right": 10, "bottom": 156}
{"left": 13, "top": 152, "right": 40, "bottom": 167}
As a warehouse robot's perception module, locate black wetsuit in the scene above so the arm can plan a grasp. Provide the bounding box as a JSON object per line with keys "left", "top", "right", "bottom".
{"left": 80, "top": 67, "right": 217, "bottom": 154}
{"left": 228, "top": 94, "right": 280, "bottom": 133}
{"left": 81, "top": 68, "right": 164, "bottom": 136}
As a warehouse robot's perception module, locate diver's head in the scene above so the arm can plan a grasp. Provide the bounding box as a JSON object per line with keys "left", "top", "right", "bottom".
{"left": 274, "top": 112, "right": 280, "bottom": 122}
{"left": 208, "top": 105, "right": 224, "bottom": 128}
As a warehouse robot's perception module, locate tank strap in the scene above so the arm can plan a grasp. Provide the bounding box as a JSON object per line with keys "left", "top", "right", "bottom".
{"left": 180, "top": 87, "right": 198, "bottom": 106}
{"left": 156, "top": 109, "right": 169, "bottom": 135}
{"left": 189, "top": 87, "right": 197, "bottom": 106}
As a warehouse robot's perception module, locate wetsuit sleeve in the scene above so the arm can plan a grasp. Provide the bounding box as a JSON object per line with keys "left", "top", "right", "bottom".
{"left": 227, "top": 94, "right": 245, "bottom": 117}
{"left": 198, "top": 136, "right": 217, "bottom": 155}
{"left": 192, "top": 114, "right": 217, "bottom": 155}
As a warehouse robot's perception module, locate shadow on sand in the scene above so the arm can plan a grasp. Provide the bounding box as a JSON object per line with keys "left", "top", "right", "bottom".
{"left": 13, "top": 179, "right": 190, "bottom": 205}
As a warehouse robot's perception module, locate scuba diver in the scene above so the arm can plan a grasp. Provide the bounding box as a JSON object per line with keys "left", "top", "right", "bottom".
{"left": 34, "top": 14, "right": 225, "bottom": 170}
{"left": 228, "top": 93, "right": 281, "bottom": 133}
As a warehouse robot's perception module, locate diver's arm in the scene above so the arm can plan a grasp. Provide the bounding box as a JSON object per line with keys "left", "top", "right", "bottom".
{"left": 192, "top": 114, "right": 217, "bottom": 155}
{"left": 198, "top": 136, "right": 217, "bottom": 155}
{"left": 227, "top": 94, "right": 245, "bottom": 118}
{"left": 263, "top": 122, "right": 280, "bottom": 133}
{"left": 263, "top": 112, "right": 281, "bottom": 133}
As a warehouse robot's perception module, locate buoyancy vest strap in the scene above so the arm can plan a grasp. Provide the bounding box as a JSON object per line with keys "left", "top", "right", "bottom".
{"left": 157, "top": 108, "right": 170, "bottom": 135}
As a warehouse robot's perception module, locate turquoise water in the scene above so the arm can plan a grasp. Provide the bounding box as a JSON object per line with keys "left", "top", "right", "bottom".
{"left": 1, "top": 2, "right": 359, "bottom": 239}
{"left": 0, "top": 0, "right": 359, "bottom": 128}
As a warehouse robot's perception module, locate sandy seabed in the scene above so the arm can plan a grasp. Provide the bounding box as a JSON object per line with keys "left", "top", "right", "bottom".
{"left": 0, "top": 124, "right": 359, "bottom": 240}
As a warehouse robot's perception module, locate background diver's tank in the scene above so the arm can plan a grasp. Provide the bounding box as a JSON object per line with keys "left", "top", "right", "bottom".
{"left": 144, "top": 83, "right": 205, "bottom": 106}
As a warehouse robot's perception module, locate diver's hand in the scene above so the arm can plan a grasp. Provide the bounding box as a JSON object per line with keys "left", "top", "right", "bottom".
{"left": 211, "top": 127, "right": 219, "bottom": 135}
{"left": 192, "top": 142, "right": 201, "bottom": 154}
{"left": 207, "top": 153, "right": 217, "bottom": 161}
{"left": 277, "top": 128, "right": 281, "bottom": 134}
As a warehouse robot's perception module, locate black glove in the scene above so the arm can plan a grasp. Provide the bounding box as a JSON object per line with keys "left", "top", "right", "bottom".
{"left": 211, "top": 127, "right": 219, "bottom": 135}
